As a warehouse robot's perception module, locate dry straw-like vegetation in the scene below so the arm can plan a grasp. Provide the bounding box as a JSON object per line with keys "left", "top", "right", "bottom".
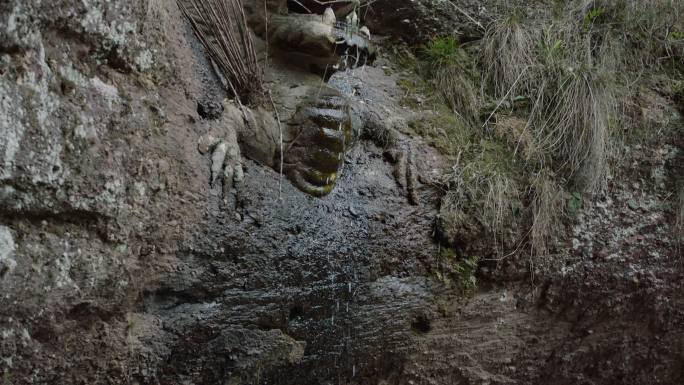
{"left": 529, "top": 170, "right": 563, "bottom": 256}
{"left": 436, "top": 65, "right": 479, "bottom": 124}
{"left": 678, "top": 187, "right": 684, "bottom": 255}
{"left": 478, "top": 2, "right": 620, "bottom": 193}
{"left": 481, "top": 13, "right": 537, "bottom": 99}
{"left": 177, "top": 0, "right": 263, "bottom": 103}
{"left": 432, "top": 0, "right": 682, "bottom": 261}
{"left": 579, "top": 0, "right": 684, "bottom": 68}
{"left": 441, "top": 146, "right": 520, "bottom": 243}
{"left": 533, "top": 63, "right": 614, "bottom": 192}
{"left": 421, "top": 36, "right": 480, "bottom": 124}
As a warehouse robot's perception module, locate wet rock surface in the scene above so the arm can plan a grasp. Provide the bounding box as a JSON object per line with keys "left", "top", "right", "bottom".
{"left": 1, "top": 1, "right": 683, "bottom": 385}
{"left": 362, "top": 0, "right": 490, "bottom": 44}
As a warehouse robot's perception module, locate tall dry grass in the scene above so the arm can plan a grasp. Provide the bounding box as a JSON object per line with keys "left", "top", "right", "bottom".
{"left": 533, "top": 64, "right": 614, "bottom": 192}
{"left": 431, "top": 0, "right": 682, "bottom": 266}
{"left": 441, "top": 147, "right": 520, "bottom": 240}
{"left": 481, "top": 13, "right": 537, "bottom": 99}
{"left": 479, "top": 11, "right": 609, "bottom": 200}
{"left": 178, "top": 0, "right": 263, "bottom": 103}
{"left": 529, "top": 169, "right": 564, "bottom": 256}
{"left": 421, "top": 36, "right": 481, "bottom": 125}
{"left": 436, "top": 65, "right": 479, "bottom": 124}
{"left": 574, "top": 0, "right": 684, "bottom": 68}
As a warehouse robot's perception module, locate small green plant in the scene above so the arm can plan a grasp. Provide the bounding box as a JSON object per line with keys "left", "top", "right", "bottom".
{"left": 583, "top": 7, "right": 606, "bottom": 31}
{"left": 538, "top": 35, "right": 564, "bottom": 65}
{"left": 421, "top": 36, "right": 462, "bottom": 68}
{"left": 3, "top": 370, "right": 11, "bottom": 385}
{"left": 669, "top": 31, "right": 684, "bottom": 41}
{"left": 451, "top": 255, "right": 479, "bottom": 294}
{"left": 435, "top": 248, "right": 479, "bottom": 294}
{"left": 125, "top": 314, "right": 138, "bottom": 338}
{"left": 566, "top": 191, "right": 583, "bottom": 214}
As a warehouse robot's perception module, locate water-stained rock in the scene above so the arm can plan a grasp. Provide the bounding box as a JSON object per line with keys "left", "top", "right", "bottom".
{"left": 1, "top": 1, "right": 683, "bottom": 385}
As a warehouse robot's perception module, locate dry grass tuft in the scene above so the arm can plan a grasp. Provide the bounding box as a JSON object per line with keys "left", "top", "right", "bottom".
{"left": 436, "top": 65, "right": 479, "bottom": 124}
{"left": 504, "top": 10, "right": 621, "bottom": 193}
{"left": 562, "top": 0, "right": 684, "bottom": 69}
{"left": 481, "top": 13, "right": 537, "bottom": 99}
{"left": 442, "top": 148, "right": 520, "bottom": 238}
{"left": 178, "top": 0, "right": 263, "bottom": 103}
{"left": 534, "top": 65, "right": 614, "bottom": 192}
{"left": 423, "top": 0, "right": 680, "bottom": 263}
{"left": 530, "top": 169, "right": 564, "bottom": 256}
{"left": 420, "top": 36, "right": 480, "bottom": 125}
{"left": 494, "top": 116, "right": 541, "bottom": 165}
{"left": 677, "top": 185, "right": 684, "bottom": 256}
{"left": 620, "top": 0, "right": 681, "bottom": 64}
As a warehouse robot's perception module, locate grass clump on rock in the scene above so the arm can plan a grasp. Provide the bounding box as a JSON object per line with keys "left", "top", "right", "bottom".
{"left": 402, "top": 0, "right": 682, "bottom": 272}
{"left": 422, "top": 37, "right": 480, "bottom": 125}
{"left": 480, "top": 13, "right": 537, "bottom": 100}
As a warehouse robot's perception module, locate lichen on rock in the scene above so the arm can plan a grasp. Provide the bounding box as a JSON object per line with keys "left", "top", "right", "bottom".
{"left": 0, "top": 226, "right": 16, "bottom": 279}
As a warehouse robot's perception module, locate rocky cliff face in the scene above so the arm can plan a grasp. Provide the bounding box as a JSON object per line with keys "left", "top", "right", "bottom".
{"left": 1, "top": 1, "right": 683, "bottom": 385}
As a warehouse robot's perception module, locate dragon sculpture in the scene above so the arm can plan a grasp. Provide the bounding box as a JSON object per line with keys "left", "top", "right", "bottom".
{"left": 179, "top": 0, "right": 416, "bottom": 201}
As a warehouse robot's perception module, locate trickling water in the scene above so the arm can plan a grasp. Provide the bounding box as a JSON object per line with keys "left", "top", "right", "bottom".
{"left": 316, "top": 65, "right": 371, "bottom": 382}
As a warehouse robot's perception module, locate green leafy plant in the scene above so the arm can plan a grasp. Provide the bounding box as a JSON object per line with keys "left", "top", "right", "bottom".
{"left": 435, "top": 248, "right": 479, "bottom": 294}
{"left": 583, "top": 7, "right": 606, "bottom": 31}
{"left": 567, "top": 192, "right": 583, "bottom": 213}
{"left": 538, "top": 36, "right": 564, "bottom": 64}
{"left": 669, "top": 31, "right": 684, "bottom": 41}
{"left": 423, "top": 37, "right": 480, "bottom": 123}
{"left": 452, "top": 255, "right": 479, "bottom": 294}
{"left": 421, "top": 36, "right": 462, "bottom": 68}
{"left": 3, "top": 370, "right": 11, "bottom": 385}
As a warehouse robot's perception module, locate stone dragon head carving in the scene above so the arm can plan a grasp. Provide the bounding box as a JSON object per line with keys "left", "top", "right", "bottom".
{"left": 179, "top": 0, "right": 375, "bottom": 196}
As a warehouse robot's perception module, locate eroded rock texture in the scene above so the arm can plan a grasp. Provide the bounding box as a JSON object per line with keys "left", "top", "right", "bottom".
{"left": 1, "top": 1, "right": 683, "bottom": 385}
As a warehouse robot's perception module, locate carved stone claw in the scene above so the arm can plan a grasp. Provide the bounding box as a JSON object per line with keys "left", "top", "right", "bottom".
{"left": 384, "top": 143, "right": 418, "bottom": 205}
{"left": 199, "top": 131, "right": 244, "bottom": 197}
